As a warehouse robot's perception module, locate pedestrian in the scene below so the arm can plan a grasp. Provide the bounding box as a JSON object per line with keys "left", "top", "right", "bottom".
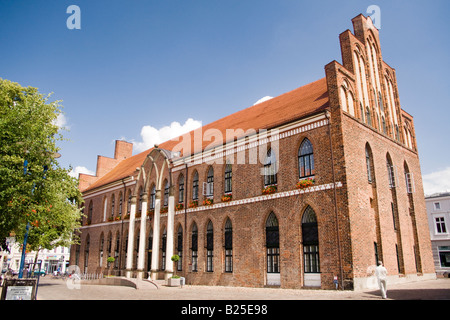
{"left": 375, "top": 261, "right": 388, "bottom": 299}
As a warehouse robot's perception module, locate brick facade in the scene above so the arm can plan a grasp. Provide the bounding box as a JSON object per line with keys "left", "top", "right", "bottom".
{"left": 70, "top": 14, "right": 435, "bottom": 290}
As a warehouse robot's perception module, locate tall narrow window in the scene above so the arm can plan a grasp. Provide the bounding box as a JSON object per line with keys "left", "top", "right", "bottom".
{"left": 374, "top": 242, "right": 379, "bottom": 266}
{"left": 391, "top": 202, "right": 397, "bottom": 231}
{"left": 161, "top": 228, "right": 166, "bottom": 270}
{"left": 365, "top": 144, "right": 373, "bottom": 183}
{"left": 298, "top": 139, "right": 314, "bottom": 179}
{"left": 138, "top": 187, "right": 143, "bottom": 213}
{"left": 302, "top": 206, "right": 320, "bottom": 273}
{"left": 114, "top": 232, "right": 120, "bottom": 268}
{"left": 127, "top": 192, "right": 132, "bottom": 215}
{"left": 84, "top": 234, "right": 90, "bottom": 274}
{"left": 99, "top": 234, "right": 104, "bottom": 267}
{"left": 163, "top": 180, "right": 169, "bottom": 207}
{"left": 178, "top": 174, "right": 184, "bottom": 203}
{"left": 192, "top": 171, "right": 199, "bottom": 200}
{"left": 366, "top": 107, "right": 372, "bottom": 126}
{"left": 206, "top": 167, "right": 214, "bottom": 198}
{"left": 118, "top": 192, "right": 123, "bottom": 217}
{"left": 264, "top": 149, "right": 277, "bottom": 186}
{"left": 224, "top": 163, "right": 232, "bottom": 194}
{"left": 435, "top": 217, "right": 447, "bottom": 234}
{"left": 224, "top": 218, "right": 233, "bottom": 272}
{"left": 386, "top": 156, "right": 396, "bottom": 188}
{"left": 206, "top": 220, "right": 214, "bottom": 272}
{"left": 111, "top": 195, "right": 115, "bottom": 218}
{"left": 87, "top": 201, "right": 93, "bottom": 225}
{"left": 177, "top": 225, "right": 183, "bottom": 271}
{"left": 150, "top": 185, "right": 156, "bottom": 209}
{"left": 191, "top": 223, "right": 198, "bottom": 272}
{"left": 266, "top": 212, "right": 280, "bottom": 273}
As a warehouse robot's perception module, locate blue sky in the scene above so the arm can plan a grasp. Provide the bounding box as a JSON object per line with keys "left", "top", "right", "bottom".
{"left": 1, "top": 0, "right": 449, "bottom": 195}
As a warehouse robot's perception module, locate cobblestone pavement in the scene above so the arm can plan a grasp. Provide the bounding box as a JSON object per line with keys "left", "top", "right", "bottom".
{"left": 34, "top": 277, "right": 450, "bottom": 300}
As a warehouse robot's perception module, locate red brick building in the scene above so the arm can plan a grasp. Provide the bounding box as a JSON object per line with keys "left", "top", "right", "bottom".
{"left": 70, "top": 14, "right": 435, "bottom": 290}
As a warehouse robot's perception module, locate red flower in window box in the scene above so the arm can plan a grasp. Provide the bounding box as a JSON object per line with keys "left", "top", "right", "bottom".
{"left": 221, "top": 194, "right": 232, "bottom": 202}
{"left": 188, "top": 200, "right": 198, "bottom": 208}
{"left": 296, "top": 178, "right": 315, "bottom": 189}
{"left": 262, "top": 185, "right": 277, "bottom": 195}
{"left": 176, "top": 203, "right": 184, "bottom": 211}
{"left": 202, "top": 198, "right": 214, "bottom": 206}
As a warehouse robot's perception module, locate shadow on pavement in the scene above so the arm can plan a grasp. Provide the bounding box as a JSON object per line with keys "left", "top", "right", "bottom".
{"left": 365, "top": 288, "right": 450, "bottom": 300}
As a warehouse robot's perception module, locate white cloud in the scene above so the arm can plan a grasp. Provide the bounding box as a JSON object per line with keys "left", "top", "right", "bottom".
{"left": 253, "top": 96, "right": 273, "bottom": 105}
{"left": 422, "top": 167, "right": 450, "bottom": 196}
{"left": 53, "top": 113, "right": 70, "bottom": 130}
{"left": 69, "top": 166, "right": 95, "bottom": 178}
{"left": 133, "top": 118, "right": 202, "bottom": 153}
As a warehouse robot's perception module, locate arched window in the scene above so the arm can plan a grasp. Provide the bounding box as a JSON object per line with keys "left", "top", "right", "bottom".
{"left": 264, "top": 149, "right": 277, "bottom": 186}
{"left": 206, "top": 167, "right": 214, "bottom": 198}
{"left": 87, "top": 201, "right": 93, "bottom": 225}
{"left": 177, "top": 225, "right": 183, "bottom": 271}
{"left": 138, "top": 187, "right": 143, "bottom": 213}
{"left": 150, "top": 185, "right": 156, "bottom": 209}
{"left": 147, "top": 229, "right": 153, "bottom": 272}
{"left": 365, "top": 144, "right": 373, "bottom": 183}
{"left": 178, "top": 174, "right": 184, "bottom": 203}
{"left": 114, "top": 231, "right": 120, "bottom": 268}
{"left": 266, "top": 212, "right": 280, "bottom": 273}
{"left": 386, "top": 154, "right": 396, "bottom": 188}
{"left": 110, "top": 194, "right": 115, "bottom": 218}
{"left": 191, "top": 223, "right": 198, "bottom": 272}
{"left": 224, "top": 218, "right": 233, "bottom": 272}
{"left": 206, "top": 220, "right": 214, "bottom": 272}
{"left": 163, "top": 180, "right": 169, "bottom": 207}
{"left": 302, "top": 206, "right": 319, "bottom": 273}
{"left": 118, "top": 192, "right": 123, "bottom": 217}
{"left": 161, "top": 228, "right": 166, "bottom": 270}
{"left": 366, "top": 107, "right": 372, "bottom": 126}
{"left": 224, "top": 163, "right": 232, "bottom": 194}
{"left": 381, "top": 116, "right": 387, "bottom": 134}
{"left": 360, "top": 102, "right": 365, "bottom": 122}
{"left": 107, "top": 231, "right": 112, "bottom": 258}
{"left": 84, "top": 234, "right": 90, "bottom": 273}
{"left": 127, "top": 191, "right": 132, "bottom": 215}
{"left": 99, "top": 233, "right": 104, "bottom": 267}
{"left": 192, "top": 171, "right": 199, "bottom": 200}
{"left": 298, "top": 139, "right": 314, "bottom": 179}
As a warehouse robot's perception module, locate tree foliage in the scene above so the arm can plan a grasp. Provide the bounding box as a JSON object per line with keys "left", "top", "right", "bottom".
{"left": 0, "top": 78, "right": 83, "bottom": 251}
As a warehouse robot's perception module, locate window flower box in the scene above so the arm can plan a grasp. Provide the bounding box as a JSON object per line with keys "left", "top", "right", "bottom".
{"left": 221, "top": 194, "right": 232, "bottom": 202}
{"left": 202, "top": 198, "right": 214, "bottom": 206}
{"left": 176, "top": 203, "right": 184, "bottom": 211}
{"left": 262, "top": 185, "right": 277, "bottom": 195}
{"left": 188, "top": 200, "right": 198, "bottom": 208}
{"left": 160, "top": 207, "right": 168, "bottom": 213}
{"left": 147, "top": 209, "right": 154, "bottom": 215}
{"left": 296, "top": 178, "right": 315, "bottom": 189}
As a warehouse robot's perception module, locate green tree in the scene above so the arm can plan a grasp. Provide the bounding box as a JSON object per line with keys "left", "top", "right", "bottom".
{"left": 0, "top": 78, "right": 83, "bottom": 252}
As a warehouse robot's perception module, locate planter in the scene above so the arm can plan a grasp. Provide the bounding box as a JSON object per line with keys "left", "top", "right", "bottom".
{"left": 296, "top": 178, "right": 315, "bottom": 189}
{"left": 168, "top": 277, "right": 181, "bottom": 287}
{"left": 262, "top": 185, "right": 277, "bottom": 195}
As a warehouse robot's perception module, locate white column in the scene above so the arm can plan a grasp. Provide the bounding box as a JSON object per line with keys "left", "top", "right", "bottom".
{"left": 125, "top": 195, "right": 136, "bottom": 278}
{"left": 150, "top": 190, "right": 161, "bottom": 280}
{"left": 137, "top": 193, "right": 148, "bottom": 279}
{"left": 164, "top": 189, "right": 175, "bottom": 280}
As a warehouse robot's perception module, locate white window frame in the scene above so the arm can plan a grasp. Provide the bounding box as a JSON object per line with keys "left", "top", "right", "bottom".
{"left": 405, "top": 172, "right": 415, "bottom": 193}
{"left": 434, "top": 216, "right": 448, "bottom": 235}
{"left": 434, "top": 202, "right": 441, "bottom": 211}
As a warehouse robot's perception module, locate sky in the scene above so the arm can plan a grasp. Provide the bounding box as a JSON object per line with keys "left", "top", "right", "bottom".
{"left": 1, "top": 0, "right": 449, "bottom": 196}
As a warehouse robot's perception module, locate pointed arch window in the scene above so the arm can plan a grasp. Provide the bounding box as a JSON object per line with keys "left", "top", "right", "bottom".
{"left": 224, "top": 218, "right": 233, "bottom": 272}
{"left": 99, "top": 233, "right": 104, "bottom": 267}
{"left": 163, "top": 180, "right": 169, "bottom": 207}
{"left": 161, "top": 228, "right": 167, "bottom": 270}
{"left": 192, "top": 171, "right": 199, "bottom": 200}
{"left": 206, "top": 220, "right": 214, "bottom": 272}
{"left": 111, "top": 194, "right": 115, "bottom": 218}
{"left": 118, "top": 192, "right": 123, "bottom": 217}
{"left": 264, "top": 149, "right": 277, "bottom": 186}
{"left": 177, "top": 225, "right": 183, "bottom": 271}
{"left": 298, "top": 139, "right": 314, "bottom": 179}
{"left": 178, "top": 174, "right": 184, "bottom": 203}
{"left": 206, "top": 167, "right": 214, "bottom": 198}
{"left": 366, "top": 107, "right": 372, "bottom": 126}
{"left": 224, "top": 163, "right": 232, "bottom": 194}
{"left": 266, "top": 212, "right": 280, "bottom": 273}
{"left": 302, "top": 206, "right": 320, "bottom": 273}
{"left": 365, "top": 144, "right": 373, "bottom": 183}
{"left": 191, "top": 223, "right": 198, "bottom": 272}
{"left": 150, "top": 185, "right": 156, "bottom": 209}
{"left": 138, "top": 187, "right": 143, "bottom": 213}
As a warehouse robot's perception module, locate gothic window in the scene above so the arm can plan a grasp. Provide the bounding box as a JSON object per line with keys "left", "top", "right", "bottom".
{"left": 111, "top": 194, "right": 115, "bottom": 218}
{"left": 192, "top": 171, "right": 199, "bottom": 200}
{"left": 264, "top": 149, "right": 277, "bottom": 186}
{"left": 161, "top": 228, "right": 166, "bottom": 270}
{"left": 298, "top": 138, "right": 314, "bottom": 179}
{"left": 224, "top": 218, "right": 233, "bottom": 272}
{"left": 206, "top": 220, "right": 214, "bottom": 272}
{"left": 224, "top": 163, "right": 232, "bottom": 194}
{"left": 206, "top": 167, "right": 214, "bottom": 198}
{"left": 302, "top": 206, "right": 320, "bottom": 273}
{"left": 118, "top": 192, "right": 123, "bottom": 217}
{"left": 150, "top": 185, "right": 156, "bottom": 209}
{"left": 177, "top": 225, "right": 183, "bottom": 271}
{"left": 178, "top": 174, "right": 184, "bottom": 203}
{"left": 163, "top": 180, "right": 169, "bottom": 207}
{"left": 365, "top": 144, "right": 373, "bottom": 183}
{"left": 266, "top": 212, "right": 280, "bottom": 273}
{"left": 191, "top": 223, "right": 198, "bottom": 272}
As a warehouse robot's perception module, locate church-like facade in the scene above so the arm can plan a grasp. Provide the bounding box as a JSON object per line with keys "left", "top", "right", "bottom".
{"left": 70, "top": 14, "right": 435, "bottom": 290}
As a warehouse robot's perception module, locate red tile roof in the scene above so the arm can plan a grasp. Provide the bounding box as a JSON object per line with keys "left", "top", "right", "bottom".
{"left": 82, "top": 77, "right": 329, "bottom": 192}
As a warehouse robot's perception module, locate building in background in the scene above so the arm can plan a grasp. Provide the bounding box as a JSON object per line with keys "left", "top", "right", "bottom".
{"left": 426, "top": 192, "right": 450, "bottom": 276}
